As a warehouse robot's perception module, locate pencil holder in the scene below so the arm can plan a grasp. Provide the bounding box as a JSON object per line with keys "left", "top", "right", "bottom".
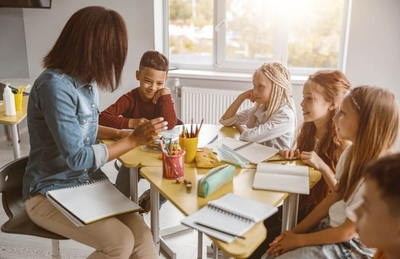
{"left": 162, "top": 151, "right": 185, "bottom": 180}
{"left": 179, "top": 136, "right": 198, "bottom": 163}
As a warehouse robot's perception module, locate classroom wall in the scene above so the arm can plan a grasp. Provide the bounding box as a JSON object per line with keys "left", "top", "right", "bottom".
{"left": 22, "top": 0, "right": 156, "bottom": 111}
{"left": 0, "top": 8, "right": 29, "bottom": 138}
{"left": 1, "top": 0, "right": 400, "bottom": 148}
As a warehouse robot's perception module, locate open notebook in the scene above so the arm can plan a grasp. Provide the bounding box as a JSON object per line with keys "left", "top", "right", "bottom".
{"left": 206, "top": 137, "right": 278, "bottom": 165}
{"left": 181, "top": 193, "right": 278, "bottom": 243}
{"left": 46, "top": 179, "right": 141, "bottom": 227}
{"left": 253, "top": 163, "right": 310, "bottom": 194}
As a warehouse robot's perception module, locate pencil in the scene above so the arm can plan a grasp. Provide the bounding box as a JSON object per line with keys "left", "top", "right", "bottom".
{"left": 196, "top": 118, "right": 204, "bottom": 137}
{"left": 267, "top": 158, "right": 301, "bottom": 162}
{"left": 194, "top": 221, "right": 246, "bottom": 240}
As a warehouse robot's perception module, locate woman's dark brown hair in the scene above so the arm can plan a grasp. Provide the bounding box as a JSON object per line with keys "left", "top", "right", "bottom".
{"left": 43, "top": 6, "right": 128, "bottom": 92}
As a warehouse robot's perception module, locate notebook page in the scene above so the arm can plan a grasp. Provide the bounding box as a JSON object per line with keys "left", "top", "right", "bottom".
{"left": 253, "top": 164, "right": 310, "bottom": 194}
{"left": 208, "top": 193, "right": 278, "bottom": 223}
{"left": 46, "top": 180, "right": 141, "bottom": 226}
{"left": 256, "top": 163, "right": 309, "bottom": 176}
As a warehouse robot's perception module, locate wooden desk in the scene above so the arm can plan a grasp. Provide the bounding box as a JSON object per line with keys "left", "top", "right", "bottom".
{"left": 0, "top": 95, "right": 28, "bottom": 159}
{"left": 141, "top": 164, "right": 321, "bottom": 258}
{"left": 102, "top": 125, "right": 240, "bottom": 203}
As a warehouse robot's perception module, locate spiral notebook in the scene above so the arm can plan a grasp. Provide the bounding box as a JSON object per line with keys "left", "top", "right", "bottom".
{"left": 46, "top": 179, "right": 141, "bottom": 227}
{"left": 181, "top": 193, "right": 278, "bottom": 243}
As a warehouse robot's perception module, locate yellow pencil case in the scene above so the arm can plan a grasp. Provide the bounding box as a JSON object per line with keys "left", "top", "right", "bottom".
{"left": 197, "top": 164, "right": 235, "bottom": 198}
{"left": 195, "top": 147, "right": 222, "bottom": 168}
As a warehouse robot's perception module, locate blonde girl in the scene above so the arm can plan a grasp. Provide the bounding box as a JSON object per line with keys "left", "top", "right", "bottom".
{"left": 220, "top": 62, "right": 296, "bottom": 150}
{"left": 263, "top": 86, "right": 399, "bottom": 259}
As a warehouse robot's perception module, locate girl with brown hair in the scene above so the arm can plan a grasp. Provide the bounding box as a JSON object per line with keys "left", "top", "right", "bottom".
{"left": 263, "top": 86, "right": 399, "bottom": 259}
{"left": 249, "top": 70, "right": 350, "bottom": 258}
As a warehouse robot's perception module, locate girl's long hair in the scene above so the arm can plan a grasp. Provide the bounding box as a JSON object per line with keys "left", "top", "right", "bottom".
{"left": 247, "top": 62, "right": 296, "bottom": 127}
{"left": 297, "top": 70, "right": 350, "bottom": 213}
{"left": 339, "top": 86, "right": 399, "bottom": 201}
{"left": 43, "top": 6, "right": 128, "bottom": 92}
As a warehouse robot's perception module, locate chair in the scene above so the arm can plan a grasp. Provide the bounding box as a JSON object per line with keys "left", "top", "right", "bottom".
{"left": 0, "top": 156, "right": 68, "bottom": 259}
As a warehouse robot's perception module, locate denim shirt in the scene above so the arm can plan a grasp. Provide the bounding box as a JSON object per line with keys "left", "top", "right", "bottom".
{"left": 23, "top": 68, "right": 109, "bottom": 201}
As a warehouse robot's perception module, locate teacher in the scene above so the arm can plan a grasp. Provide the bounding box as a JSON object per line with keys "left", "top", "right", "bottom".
{"left": 22, "top": 6, "right": 164, "bottom": 259}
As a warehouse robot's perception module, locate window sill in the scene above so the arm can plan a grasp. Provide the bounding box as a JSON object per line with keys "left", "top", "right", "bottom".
{"left": 168, "top": 69, "right": 307, "bottom": 85}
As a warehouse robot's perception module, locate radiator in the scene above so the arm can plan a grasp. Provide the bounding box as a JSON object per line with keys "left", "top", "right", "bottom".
{"left": 180, "top": 86, "right": 253, "bottom": 125}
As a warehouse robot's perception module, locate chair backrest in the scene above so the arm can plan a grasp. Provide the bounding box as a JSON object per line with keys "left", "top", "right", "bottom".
{"left": 0, "top": 156, "right": 29, "bottom": 220}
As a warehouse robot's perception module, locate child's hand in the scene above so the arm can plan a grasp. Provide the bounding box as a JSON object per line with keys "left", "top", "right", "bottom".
{"left": 128, "top": 118, "right": 149, "bottom": 129}
{"left": 279, "top": 149, "right": 300, "bottom": 160}
{"left": 232, "top": 123, "right": 245, "bottom": 133}
{"left": 267, "top": 231, "right": 300, "bottom": 256}
{"left": 266, "top": 232, "right": 286, "bottom": 255}
{"left": 300, "top": 151, "right": 324, "bottom": 170}
{"left": 240, "top": 89, "right": 256, "bottom": 102}
{"left": 152, "top": 87, "right": 171, "bottom": 104}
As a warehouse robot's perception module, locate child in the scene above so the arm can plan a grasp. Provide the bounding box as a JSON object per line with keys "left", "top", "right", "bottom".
{"left": 249, "top": 70, "right": 350, "bottom": 258}
{"left": 355, "top": 153, "right": 400, "bottom": 259}
{"left": 220, "top": 62, "right": 296, "bottom": 150}
{"left": 263, "top": 86, "right": 399, "bottom": 259}
{"left": 99, "top": 50, "right": 178, "bottom": 212}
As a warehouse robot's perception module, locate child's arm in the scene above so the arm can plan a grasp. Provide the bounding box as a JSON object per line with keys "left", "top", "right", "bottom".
{"left": 239, "top": 106, "right": 294, "bottom": 143}
{"left": 153, "top": 88, "right": 177, "bottom": 130}
{"left": 291, "top": 188, "right": 343, "bottom": 234}
{"left": 221, "top": 89, "right": 255, "bottom": 121}
{"left": 300, "top": 151, "right": 336, "bottom": 190}
{"left": 268, "top": 219, "right": 356, "bottom": 256}
{"left": 99, "top": 91, "right": 135, "bottom": 129}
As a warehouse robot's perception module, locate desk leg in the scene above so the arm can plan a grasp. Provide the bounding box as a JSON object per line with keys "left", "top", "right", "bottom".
{"left": 150, "top": 186, "right": 177, "bottom": 259}
{"left": 281, "top": 193, "right": 299, "bottom": 231}
{"left": 129, "top": 167, "right": 139, "bottom": 203}
{"left": 197, "top": 232, "right": 203, "bottom": 259}
{"left": 10, "top": 125, "right": 20, "bottom": 159}
{"left": 150, "top": 186, "right": 160, "bottom": 252}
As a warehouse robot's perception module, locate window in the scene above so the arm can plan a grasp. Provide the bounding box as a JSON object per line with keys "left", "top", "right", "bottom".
{"left": 166, "top": 0, "right": 350, "bottom": 75}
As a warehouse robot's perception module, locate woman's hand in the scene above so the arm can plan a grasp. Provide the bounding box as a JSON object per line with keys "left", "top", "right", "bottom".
{"left": 115, "top": 130, "right": 133, "bottom": 139}
{"left": 267, "top": 231, "right": 302, "bottom": 256}
{"left": 128, "top": 118, "right": 149, "bottom": 129}
{"left": 129, "top": 117, "right": 168, "bottom": 146}
{"left": 279, "top": 149, "right": 300, "bottom": 160}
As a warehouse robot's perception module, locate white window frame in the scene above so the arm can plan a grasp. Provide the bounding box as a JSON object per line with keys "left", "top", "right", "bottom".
{"left": 163, "top": 0, "right": 352, "bottom": 75}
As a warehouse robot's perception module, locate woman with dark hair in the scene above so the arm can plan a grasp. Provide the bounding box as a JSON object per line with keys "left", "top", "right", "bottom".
{"left": 23, "top": 6, "right": 163, "bottom": 258}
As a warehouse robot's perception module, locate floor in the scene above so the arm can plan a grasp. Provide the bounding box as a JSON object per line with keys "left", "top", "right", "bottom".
{"left": 0, "top": 130, "right": 214, "bottom": 259}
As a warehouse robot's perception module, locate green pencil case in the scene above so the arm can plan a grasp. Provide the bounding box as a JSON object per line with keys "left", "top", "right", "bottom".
{"left": 197, "top": 164, "right": 235, "bottom": 198}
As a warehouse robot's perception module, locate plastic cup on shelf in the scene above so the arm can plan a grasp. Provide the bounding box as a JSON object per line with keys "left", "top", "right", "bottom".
{"left": 14, "top": 93, "right": 23, "bottom": 111}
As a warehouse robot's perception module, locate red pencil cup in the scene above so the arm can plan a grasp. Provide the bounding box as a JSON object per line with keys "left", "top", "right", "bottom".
{"left": 162, "top": 151, "right": 185, "bottom": 180}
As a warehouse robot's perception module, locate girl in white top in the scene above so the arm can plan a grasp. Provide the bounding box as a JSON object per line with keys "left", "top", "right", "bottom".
{"left": 220, "top": 62, "right": 296, "bottom": 150}
{"left": 263, "top": 86, "right": 399, "bottom": 259}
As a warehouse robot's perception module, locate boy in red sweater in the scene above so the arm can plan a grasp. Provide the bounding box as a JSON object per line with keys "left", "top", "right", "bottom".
{"left": 99, "top": 50, "right": 178, "bottom": 212}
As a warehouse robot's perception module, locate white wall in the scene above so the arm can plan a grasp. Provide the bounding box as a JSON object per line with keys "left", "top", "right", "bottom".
{"left": 346, "top": 0, "right": 400, "bottom": 99}
{"left": 22, "top": 0, "right": 156, "bottom": 111}
{"left": 4, "top": 0, "right": 400, "bottom": 146}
